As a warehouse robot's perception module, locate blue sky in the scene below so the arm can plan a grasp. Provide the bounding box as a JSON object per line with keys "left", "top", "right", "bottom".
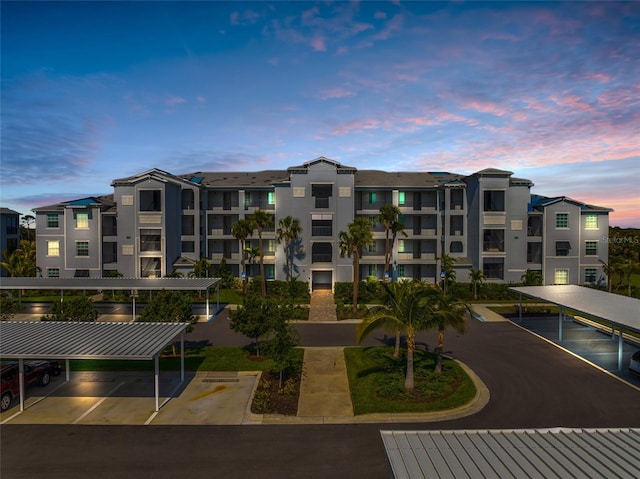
{"left": 1, "top": 1, "right": 639, "bottom": 227}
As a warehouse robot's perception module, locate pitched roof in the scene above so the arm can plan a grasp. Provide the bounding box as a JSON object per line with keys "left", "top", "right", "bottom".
{"left": 32, "top": 195, "right": 115, "bottom": 212}
{"left": 529, "top": 194, "right": 613, "bottom": 212}
{"left": 0, "top": 207, "right": 21, "bottom": 216}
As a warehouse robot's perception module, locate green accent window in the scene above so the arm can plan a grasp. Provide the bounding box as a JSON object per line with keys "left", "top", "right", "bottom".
{"left": 556, "top": 213, "right": 568, "bottom": 228}
{"left": 584, "top": 214, "right": 598, "bottom": 229}
{"left": 76, "top": 213, "right": 89, "bottom": 229}
{"left": 398, "top": 192, "right": 405, "bottom": 205}
{"left": 397, "top": 265, "right": 405, "bottom": 277}
{"left": 368, "top": 192, "right": 377, "bottom": 204}
{"left": 47, "top": 214, "right": 59, "bottom": 228}
{"left": 268, "top": 192, "right": 275, "bottom": 205}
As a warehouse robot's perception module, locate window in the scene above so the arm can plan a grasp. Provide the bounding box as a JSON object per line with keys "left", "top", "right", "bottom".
{"left": 140, "top": 257, "right": 161, "bottom": 278}
{"left": 585, "top": 241, "right": 598, "bottom": 256}
{"left": 483, "top": 229, "right": 505, "bottom": 252}
{"left": 312, "top": 184, "right": 332, "bottom": 208}
{"left": 367, "top": 243, "right": 376, "bottom": 253}
{"left": 74, "top": 269, "right": 90, "bottom": 278}
{"left": 47, "top": 268, "right": 59, "bottom": 278}
{"left": 181, "top": 215, "right": 195, "bottom": 235}
{"left": 47, "top": 214, "right": 59, "bottom": 228}
{"left": 483, "top": 190, "right": 505, "bottom": 211}
{"left": 483, "top": 258, "right": 504, "bottom": 279}
{"left": 556, "top": 213, "right": 568, "bottom": 228}
{"left": 140, "top": 229, "right": 161, "bottom": 251}
{"left": 585, "top": 268, "right": 597, "bottom": 283}
{"left": 585, "top": 214, "right": 598, "bottom": 229}
{"left": 312, "top": 243, "right": 332, "bottom": 263}
{"left": 368, "top": 265, "right": 377, "bottom": 277}
{"left": 311, "top": 218, "right": 332, "bottom": 236}
{"left": 47, "top": 240, "right": 60, "bottom": 257}
{"left": 181, "top": 189, "right": 195, "bottom": 209}
{"left": 369, "top": 216, "right": 378, "bottom": 227}
{"left": 398, "top": 192, "right": 406, "bottom": 205}
{"left": 554, "top": 269, "right": 569, "bottom": 285}
{"left": 555, "top": 241, "right": 571, "bottom": 256}
{"left": 76, "top": 241, "right": 89, "bottom": 257}
{"left": 244, "top": 192, "right": 252, "bottom": 206}
{"left": 398, "top": 240, "right": 406, "bottom": 253}
{"left": 140, "top": 190, "right": 162, "bottom": 211}
{"left": 76, "top": 212, "right": 89, "bottom": 229}
{"left": 368, "top": 192, "right": 377, "bottom": 205}
{"left": 268, "top": 192, "right": 275, "bottom": 205}
{"left": 182, "top": 241, "right": 195, "bottom": 253}
{"left": 397, "top": 265, "right": 405, "bottom": 277}
{"left": 6, "top": 215, "right": 18, "bottom": 235}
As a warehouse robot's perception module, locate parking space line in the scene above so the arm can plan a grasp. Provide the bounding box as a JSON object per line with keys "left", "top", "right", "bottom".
{"left": 1, "top": 379, "right": 70, "bottom": 424}
{"left": 72, "top": 381, "right": 126, "bottom": 424}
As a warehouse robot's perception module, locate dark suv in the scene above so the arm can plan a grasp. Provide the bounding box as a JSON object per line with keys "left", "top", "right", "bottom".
{"left": 0, "top": 360, "right": 61, "bottom": 412}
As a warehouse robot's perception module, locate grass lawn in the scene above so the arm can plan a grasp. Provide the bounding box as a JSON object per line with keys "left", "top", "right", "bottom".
{"left": 69, "top": 346, "right": 304, "bottom": 373}
{"left": 344, "top": 346, "right": 476, "bottom": 415}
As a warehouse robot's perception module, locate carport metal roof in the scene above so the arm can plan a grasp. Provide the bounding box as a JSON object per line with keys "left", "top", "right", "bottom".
{"left": 510, "top": 285, "right": 640, "bottom": 371}
{"left": 510, "top": 285, "right": 640, "bottom": 333}
{"left": 0, "top": 321, "right": 187, "bottom": 412}
{"left": 0, "top": 321, "right": 187, "bottom": 360}
{"left": 380, "top": 428, "right": 640, "bottom": 479}
{"left": 0, "top": 277, "right": 219, "bottom": 291}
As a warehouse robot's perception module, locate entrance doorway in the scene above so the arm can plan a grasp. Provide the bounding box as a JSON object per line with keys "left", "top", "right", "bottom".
{"left": 312, "top": 270, "right": 332, "bottom": 291}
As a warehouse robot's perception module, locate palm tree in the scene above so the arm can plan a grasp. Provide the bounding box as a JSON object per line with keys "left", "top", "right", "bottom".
{"left": 437, "top": 254, "right": 456, "bottom": 293}
{"left": 378, "top": 204, "right": 406, "bottom": 280}
{"left": 424, "top": 288, "right": 470, "bottom": 374}
{"left": 276, "top": 215, "right": 302, "bottom": 283}
{"left": 599, "top": 258, "right": 618, "bottom": 293}
{"left": 338, "top": 217, "right": 374, "bottom": 314}
{"left": 357, "top": 281, "right": 431, "bottom": 391}
{"left": 469, "top": 268, "right": 485, "bottom": 300}
{"left": 21, "top": 215, "right": 35, "bottom": 241}
{"left": 0, "top": 240, "right": 40, "bottom": 277}
{"left": 247, "top": 210, "right": 274, "bottom": 297}
{"left": 618, "top": 258, "right": 639, "bottom": 296}
{"left": 232, "top": 219, "right": 254, "bottom": 294}
{"left": 189, "top": 257, "right": 211, "bottom": 278}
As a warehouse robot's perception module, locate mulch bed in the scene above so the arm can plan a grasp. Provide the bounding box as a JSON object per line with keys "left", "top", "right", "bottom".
{"left": 250, "top": 371, "right": 301, "bottom": 415}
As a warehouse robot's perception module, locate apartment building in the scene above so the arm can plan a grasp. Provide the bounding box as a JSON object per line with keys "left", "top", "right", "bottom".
{"left": 33, "top": 157, "right": 611, "bottom": 287}
{"left": 0, "top": 208, "right": 21, "bottom": 277}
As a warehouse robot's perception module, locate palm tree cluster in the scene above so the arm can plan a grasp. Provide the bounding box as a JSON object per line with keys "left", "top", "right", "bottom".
{"left": 357, "top": 281, "right": 470, "bottom": 391}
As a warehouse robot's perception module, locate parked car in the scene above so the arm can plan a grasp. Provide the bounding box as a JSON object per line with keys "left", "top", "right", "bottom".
{"left": 0, "top": 360, "right": 60, "bottom": 412}
{"left": 630, "top": 350, "right": 640, "bottom": 375}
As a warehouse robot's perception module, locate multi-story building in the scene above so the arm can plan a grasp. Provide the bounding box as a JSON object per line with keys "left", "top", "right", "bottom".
{"left": 0, "top": 207, "right": 21, "bottom": 277}
{"left": 33, "top": 157, "right": 611, "bottom": 288}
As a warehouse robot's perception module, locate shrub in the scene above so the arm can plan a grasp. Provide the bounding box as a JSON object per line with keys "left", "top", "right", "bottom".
{"left": 42, "top": 296, "right": 98, "bottom": 322}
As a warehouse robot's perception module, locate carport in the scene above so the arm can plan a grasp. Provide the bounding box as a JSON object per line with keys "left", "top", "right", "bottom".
{"left": 0, "top": 321, "right": 187, "bottom": 413}
{"left": 0, "top": 277, "right": 221, "bottom": 320}
{"left": 510, "top": 285, "right": 640, "bottom": 371}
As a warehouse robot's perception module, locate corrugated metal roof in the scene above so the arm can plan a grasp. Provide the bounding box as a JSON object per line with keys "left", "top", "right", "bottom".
{"left": 381, "top": 428, "right": 640, "bottom": 479}
{"left": 510, "top": 285, "right": 640, "bottom": 333}
{"left": 0, "top": 321, "right": 187, "bottom": 360}
{"left": 0, "top": 277, "right": 219, "bottom": 291}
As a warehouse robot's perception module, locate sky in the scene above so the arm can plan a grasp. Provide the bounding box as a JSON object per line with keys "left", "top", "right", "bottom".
{"left": 1, "top": 1, "right": 639, "bottom": 227}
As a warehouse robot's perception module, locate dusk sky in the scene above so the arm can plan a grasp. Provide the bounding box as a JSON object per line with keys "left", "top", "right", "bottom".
{"left": 1, "top": 1, "right": 639, "bottom": 227}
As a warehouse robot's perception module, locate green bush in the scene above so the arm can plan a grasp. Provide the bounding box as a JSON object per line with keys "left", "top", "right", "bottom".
{"left": 41, "top": 296, "right": 98, "bottom": 322}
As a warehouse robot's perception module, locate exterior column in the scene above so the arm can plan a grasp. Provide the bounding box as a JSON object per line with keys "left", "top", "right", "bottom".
{"left": 18, "top": 358, "right": 25, "bottom": 412}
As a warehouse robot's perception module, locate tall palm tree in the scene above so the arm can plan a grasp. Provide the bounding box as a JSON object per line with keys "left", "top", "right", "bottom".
{"left": 599, "top": 258, "right": 618, "bottom": 293}
{"left": 618, "top": 258, "right": 639, "bottom": 297}
{"left": 276, "top": 215, "right": 302, "bottom": 283}
{"left": 378, "top": 204, "right": 406, "bottom": 280}
{"left": 357, "top": 281, "right": 431, "bottom": 391}
{"left": 424, "top": 288, "right": 470, "bottom": 373}
{"left": 232, "top": 218, "right": 254, "bottom": 294}
{"left": 437, "top": 253, "right": 456, "bottom": 293}
{"left": 248, "top": 210, "right": 274, "bottom": 297}
{"left": 469, "top": 268, "right": 485, "bottom": 300}
{"left": 339, "top": 217, "right": 374, "bottom": 314}
{"left": 21, "top": 215, "right": 35, "bottom": 241}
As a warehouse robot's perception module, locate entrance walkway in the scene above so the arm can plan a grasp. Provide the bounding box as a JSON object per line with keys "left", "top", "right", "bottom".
{"left": 297, "top": 347, "right": 353, "bottom": 421}
{"left": 308, "top": 290, "right": 337, "bottom": 322}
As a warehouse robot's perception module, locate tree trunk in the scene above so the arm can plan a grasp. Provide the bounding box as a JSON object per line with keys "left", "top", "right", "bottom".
{"left": 352, "top": 253, "right": 360, "bottom": 314}
{"left": 241, "top": 239, "right": 247, "bottom": 295}
{"left": 258, "top": 231, "right": 266, "bottom": 297}
{"left": 404, "top": 326, "right": 415, "bottom": 391}
{"left": 284, "top": 239, "right": 290, "bottom": 282}
{"left": 384, "top": 229, "right": 391, "bottom": 278}
{"left": 394, "top": 329, "right": 400, "bottom": 358}
{"left": 435, "top": 329, "right": 444, "bottom": 373}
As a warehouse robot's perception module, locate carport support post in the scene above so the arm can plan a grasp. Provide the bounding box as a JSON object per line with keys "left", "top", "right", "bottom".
{"left": 132, "top": 291, "right": 136, "bottom": 321}
{"left": 206, "top": 289, "right": 210, "bottom": 318}
{"left": 154, "top": 354, "right": 160, "bottom": 412}
{"left": 618, "top": 327, "right": 623, "bottom": 371}
{"left": 518, "top": 293, "right": 522, "bottom": 323}
{"left": 558, "top": 306, "right": 563, "bottom": 342}
{"left": 65, "top": 359, "right": 70, "bottom": 381}
{"left": 180, "top": 332, "right": 185, "bottom": 382}
{"left": 18, "top": 358, "right": 25, "bottom": 412}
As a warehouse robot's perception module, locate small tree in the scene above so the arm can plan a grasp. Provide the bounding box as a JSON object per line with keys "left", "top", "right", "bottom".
{"left": 262, "top": 303, "right": 301, "bottom": 388}
{"left": 229, "top": 294, "right": 274, "bottom": 356}
{"left": 437, "top": 254, "right": 456, "bottom": 293}
{"left": 521, "top": 270, "right": 543, "bottom": 286}
{"left": 469, "top": 268, "right": 485, "bottom": 300}
{"left": 42, "top": 296, "right": 98, "bottom": 322}
{"left": 247, "top": 210, "right": 274, "bottom": 297}
{"left": 137, "top": 290, "right": 195, "bottom": 355}
{"left": 1, "top": 240, "right": 41, "bottom": 277}
{"left": 338, "top": 217, "right": 374, "bottom": 314}
{"left": 0, "top": 294, "right": 20, "bottom": 320}
{"left": 190, "top": 257, "right": 211, "bottom": 278}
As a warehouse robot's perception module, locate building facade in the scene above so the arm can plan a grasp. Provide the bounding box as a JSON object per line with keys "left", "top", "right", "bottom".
{"left": 33, "top": 157, "right": 612, "bottom": 288}
{"left": 0, "top": 208, "right": 21, "bottom": 277}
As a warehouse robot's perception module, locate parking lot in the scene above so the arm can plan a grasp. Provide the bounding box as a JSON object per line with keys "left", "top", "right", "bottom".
{"left": 511, "top": 315, "right": 640, "bottom": 388}
{"left": 1, "top": 370, "right": 260, "bottom": 426}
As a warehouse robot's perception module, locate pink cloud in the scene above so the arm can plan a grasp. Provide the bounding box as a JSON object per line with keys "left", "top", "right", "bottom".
{"left": 310, "top": 34, "right": 326, "bottom": 52}
{"left": 318, "top": 87, "right": 355, "bottom": 100}
{"left": 549, "top": 94, "right": 594, "bottom": 113}
{"left": 395, "top": 73, "right": 418, "bottom": 82}
{"left": 332, "top": 118, "right": 381, "bottom": 135}
{"left": 462, "top": 100, "right": 509, "bottom": 117}
{"left": 166, "top": 96, "right": 186, "bottom": 107}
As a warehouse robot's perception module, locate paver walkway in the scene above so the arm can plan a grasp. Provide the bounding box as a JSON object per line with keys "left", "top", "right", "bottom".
{"left": 308, "top": 290, "right": 337, "bottom": 322}
{"left": 297, "top": 347, "right": 353, "bottom": 420}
